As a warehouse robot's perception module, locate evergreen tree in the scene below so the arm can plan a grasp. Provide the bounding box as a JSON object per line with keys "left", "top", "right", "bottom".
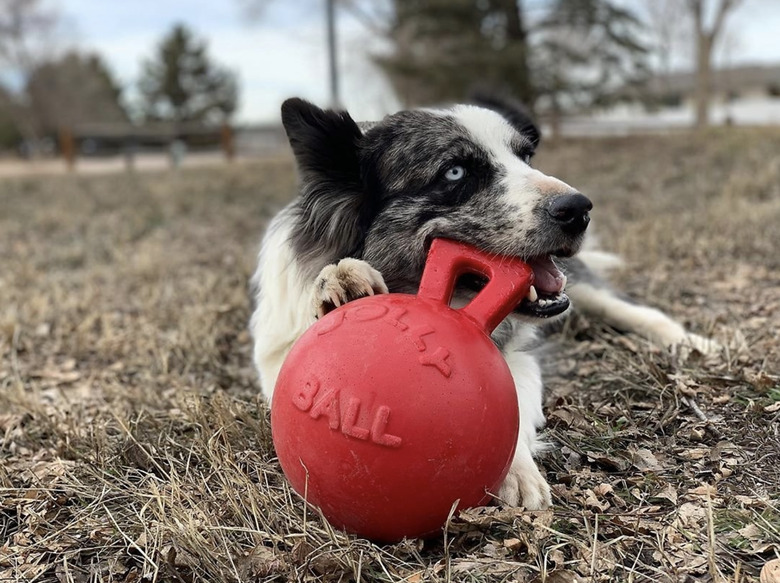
{"left": 139, "top": 24, "right": 238, "bottom": 125}
{"left": 376, "top": 0, "right": 534, "bottom": 107}
{"left": 375, "top": 0, "right": 647, "bottom": 125}
{"left": 26, "top": 51, "right": 128, "bottom": 133}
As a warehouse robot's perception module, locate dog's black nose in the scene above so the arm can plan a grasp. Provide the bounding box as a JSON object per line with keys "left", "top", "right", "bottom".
{"left": 546, "top": 193, "right": 592, "bottom": 235}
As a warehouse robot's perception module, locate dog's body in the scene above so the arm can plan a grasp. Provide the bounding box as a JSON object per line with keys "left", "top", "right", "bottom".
{"left": 250, "top": 96, "right": 718, "bottom": 509}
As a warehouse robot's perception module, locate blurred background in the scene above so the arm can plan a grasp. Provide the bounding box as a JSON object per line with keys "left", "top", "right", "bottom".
{"left": 3, "top": 3, "right": 780, "bottom": 581}
{"left": 1, "top": 0, "right": 779, "bottom": 172}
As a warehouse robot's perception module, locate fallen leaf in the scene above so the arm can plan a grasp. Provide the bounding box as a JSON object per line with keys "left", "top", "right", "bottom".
{"left": 762, "top": 559, "right": 780, "bottom": 583}
{"left": 585, "top": 451, "right": 629, "bottom": 471}
{"left": 737, "top": 523, "right": 762, "bottom": 540}
{"left": 764, "top": 402, "right": 780, "bottom": 413}
{"left": 687, "top": 484, "right": 717, "bottom": 498}
{"left": 651, "top": 483, "right": 678, "bottom": 505}
{"left": 238, "top": 545, "right": 285, "bottom": 579}
{"left": 530, "top": 570, "right": 582, "bottom": 583}
{"left": 631, "top": 448, "right": 663, "bottom": 471}
{"left": 679, "top": 448, "right": 710, "bottom": 460}
{"left": 584, "top": 489, "right": 610, "bottom": 512}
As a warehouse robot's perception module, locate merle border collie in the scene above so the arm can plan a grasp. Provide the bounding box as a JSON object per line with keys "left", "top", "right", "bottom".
{"left": 249, "top": 95, "right": 719, "bottom": 510}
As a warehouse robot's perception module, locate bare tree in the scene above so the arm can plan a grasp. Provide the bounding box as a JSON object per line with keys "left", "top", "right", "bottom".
{"left": 237, "top": 0, "right": 389, "bottom": 109}
{"left": 237, "top": 0, "right": 342, "bottom": 107}
{"left": 685, "top": 0, "right": 742, "bottom": 128}
{"left": 645, "top": 0, "right": 689, "bottom": 81}
{"left": 0, "top": 0, "right": 61, "bottom": 150}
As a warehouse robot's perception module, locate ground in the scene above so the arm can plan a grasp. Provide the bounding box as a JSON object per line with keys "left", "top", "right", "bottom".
{"left": 1, "top": 129, "right": 779, "bottom": 582}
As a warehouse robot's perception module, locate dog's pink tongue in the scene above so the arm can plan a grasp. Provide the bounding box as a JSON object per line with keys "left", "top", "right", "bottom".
{"left": 527, "top": 256, "right": 565, "bottom": 294}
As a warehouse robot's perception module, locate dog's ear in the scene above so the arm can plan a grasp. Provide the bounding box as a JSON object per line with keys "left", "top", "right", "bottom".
{"left": 280, "top": 98, "right": 369, "bottom": 264}
{"left": 469, "top": 91, "right": 540, "bottom": 149}
{"left": 281, "top": 97, "right": 363, "bottom": 184}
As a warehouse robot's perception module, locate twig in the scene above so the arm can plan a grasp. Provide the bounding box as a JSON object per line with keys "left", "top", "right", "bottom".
{"left": 442, "top": 499, "right": 460, "bottom": 583}
{"left": 705, "top": 492, "right": 726, "bottom": 583}
{"left": 590, "top": 513, "right": 599, "bottom": 577}
{"left": 681, "top": 396, "right": 724, "bottom": 439}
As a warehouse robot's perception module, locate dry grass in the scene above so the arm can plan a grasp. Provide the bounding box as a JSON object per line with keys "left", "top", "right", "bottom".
{"left": 2, "top": 129, "right": 779, "bottom": 582}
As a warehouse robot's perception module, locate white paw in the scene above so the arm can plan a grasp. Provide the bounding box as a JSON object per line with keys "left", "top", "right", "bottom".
{"left": 312, "top": 258, "right": 388, "bottom": 318}
{"left": 496, "top": 455, "right": 552, "bottom": 510}
{"left": 670, "top": 332, "right": 723, "bottom": 359}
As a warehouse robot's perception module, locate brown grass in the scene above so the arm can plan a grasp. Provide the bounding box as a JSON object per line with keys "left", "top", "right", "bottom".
{"left": 1, "top": 129, "right": 779, "bottom": 582}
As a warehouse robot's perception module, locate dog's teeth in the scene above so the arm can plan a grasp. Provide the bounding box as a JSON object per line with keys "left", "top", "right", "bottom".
{"left": 561, "top": 274, "right": 567, "bottom": 291}
{"left": 527, "top": 285, "right": 538, "bottom": 303}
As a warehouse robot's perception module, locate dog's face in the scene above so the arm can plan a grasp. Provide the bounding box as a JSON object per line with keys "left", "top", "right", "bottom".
{"left": 282, "top": 97, "right": 592, "bottom": 319}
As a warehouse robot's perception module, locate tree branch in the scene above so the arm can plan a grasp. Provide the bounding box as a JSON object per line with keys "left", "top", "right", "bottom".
{"left": 711, "top": 0, "right": 741, "bottom": 40}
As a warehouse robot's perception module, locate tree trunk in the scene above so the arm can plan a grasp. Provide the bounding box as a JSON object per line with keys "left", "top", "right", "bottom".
{"left": 500, "top": 0, "right": 533, "bottom": 105}
{"left": 694, "top": 33, "right": 713, "bottom": 129}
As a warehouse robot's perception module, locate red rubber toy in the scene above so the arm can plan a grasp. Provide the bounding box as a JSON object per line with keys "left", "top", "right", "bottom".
{"left": 271, "top": 239, "right": 534, "bottom": 542}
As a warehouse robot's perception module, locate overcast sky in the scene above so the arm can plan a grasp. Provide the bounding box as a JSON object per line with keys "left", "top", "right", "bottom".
{"left": 59, "top": 0, "right": 780, "bottom": 124}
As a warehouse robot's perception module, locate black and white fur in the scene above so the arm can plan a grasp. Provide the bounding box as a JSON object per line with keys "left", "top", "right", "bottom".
{"left": 249, "top": 96, "right": 719, "bottom": 510}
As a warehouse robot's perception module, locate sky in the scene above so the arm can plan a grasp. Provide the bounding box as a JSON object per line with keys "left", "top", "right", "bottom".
{"left": 54, "top": 0, "right": 780, "bottom": 125}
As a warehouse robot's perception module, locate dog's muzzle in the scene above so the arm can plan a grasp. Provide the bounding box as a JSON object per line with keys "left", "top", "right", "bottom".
{"left": 546, "top": 193, "right": 593, "bottom": 236}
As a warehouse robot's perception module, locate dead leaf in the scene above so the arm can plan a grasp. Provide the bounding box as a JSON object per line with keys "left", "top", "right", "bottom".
{"left": 675, "top": 502, "right": 706, "bottom": 528}
{"left": 762, "top": 559, "right": 780, "bottom": 583}
{"left": 679, "top": 448, "right": 710, "bottom": 461}
{"left": 687, "top": 484, "right": 717, "bottom": 498}
{"left": 530, "top": 570, "right": 582, "bottom": 583}
{"left": 584, "top": 489, "right": 610, "bottom": 512}
{"left": 737, "top": 523, "right": 762, "bottom": 540}
{"left": 764, "top": 402, "right": 780, "bottom": 413}
{"left": 651, "top": 483, "right": 678, "bottom": 505}
{"left": 631, "top": 448, "right": 663, "bottom": 471}
{"left": 585, "top": 451, "right": 629, "bottom": 471}
{"left": 238, "top": 545, "right": 285, "bottom": 579}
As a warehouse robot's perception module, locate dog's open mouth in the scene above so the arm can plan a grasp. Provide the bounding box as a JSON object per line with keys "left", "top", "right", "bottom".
{"left": 516, "top": 256, "right": 570, "bottom": 318}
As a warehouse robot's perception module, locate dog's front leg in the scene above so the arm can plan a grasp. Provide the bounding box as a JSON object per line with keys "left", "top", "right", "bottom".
{"left": 567, "top": 282, "right": 721, "bottom": 356}
{"left": 496, "top": 349, "right": 552, "bottom": 510}
{"left": 312, "top": 258, "right": 389, "bottom": 318}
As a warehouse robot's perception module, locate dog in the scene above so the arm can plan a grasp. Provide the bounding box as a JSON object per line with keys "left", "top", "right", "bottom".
{"left": 249, "top": 95, "right": 719, "bottom": 510}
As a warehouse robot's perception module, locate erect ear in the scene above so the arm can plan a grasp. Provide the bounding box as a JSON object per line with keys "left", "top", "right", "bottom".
{"left": 469, "top": 91, "right": 541, "bottom": 149}
{"left": 281, "top": 97, "right": 363, "bottom": 185}
{"left": 280, "top": 98, "right": 370, "bottom": 265}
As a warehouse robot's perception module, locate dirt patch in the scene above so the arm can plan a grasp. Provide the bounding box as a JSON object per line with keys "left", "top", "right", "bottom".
{"left": 2, "top": 129, "right": 779, "bottom": 582}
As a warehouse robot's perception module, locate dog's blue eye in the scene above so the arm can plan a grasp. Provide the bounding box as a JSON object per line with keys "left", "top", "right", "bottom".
{"left": 445, "top": 166, "right": 466, "bottom": 181}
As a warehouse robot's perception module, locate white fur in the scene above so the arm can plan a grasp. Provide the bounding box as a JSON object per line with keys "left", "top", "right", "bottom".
{"left": 451, "top": 106, "right": 578, "bottom": 246}
{"left": 311, "top": 258, "right": 388, "bottom": 318}
{"left": 566, "top": 282, "right": 721, "bottom": 355}
{"left": 250, "top": 211, "right": 316, "bottom": 398}
{"left": 250, "top": 103, "right": 721, "bottom": 514}
{"left": 577, "top": 250, "right": 624, "bottom": 275}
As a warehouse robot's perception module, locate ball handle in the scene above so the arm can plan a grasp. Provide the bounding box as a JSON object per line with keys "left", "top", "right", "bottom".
{"left": 417, "top": 239, "right": 534, "bottom": 334}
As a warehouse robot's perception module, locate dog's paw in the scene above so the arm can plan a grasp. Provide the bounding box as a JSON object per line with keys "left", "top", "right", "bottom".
{"left": 496, "top": 456, "right": 552, "bottom": 510}
{"left": 312, "top": 258, "right": 388, "bottom": 318}
{"left": 673, "top": 332, "right": 723, "bottom": 357}
{"left": 663, "top": 331, "right": 723, "bottom": 360}
{"left": 643, "top": 316, "right": 722, "bottom": 358}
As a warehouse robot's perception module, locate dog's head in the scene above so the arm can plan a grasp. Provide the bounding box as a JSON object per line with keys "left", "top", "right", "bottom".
{"left": 281, "top": 96, "right": 591, "bottom": 319}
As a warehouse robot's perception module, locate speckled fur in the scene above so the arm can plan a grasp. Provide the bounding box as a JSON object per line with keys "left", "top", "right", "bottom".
{"left": 249, "top": 95, "right": 720, "bottom": 512}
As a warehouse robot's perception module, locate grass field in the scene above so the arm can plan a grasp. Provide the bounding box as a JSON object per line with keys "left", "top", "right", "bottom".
{"left": 2, "top": 129, "right": 779, "bottom": 582}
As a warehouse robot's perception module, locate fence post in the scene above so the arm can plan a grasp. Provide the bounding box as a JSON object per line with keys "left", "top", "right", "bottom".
{"left": 58, "top": 127, "right": 76, "bottom": 171}
{"left": 124, "top": 136, "right": 138, "bottom": 172}
{"left": 221, "top": 123, "right": 235, "bottom": 162}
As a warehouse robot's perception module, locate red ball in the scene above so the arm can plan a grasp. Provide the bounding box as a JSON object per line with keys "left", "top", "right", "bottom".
{"left": 271, "top": 239, "right": 534, "bottom": 542}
